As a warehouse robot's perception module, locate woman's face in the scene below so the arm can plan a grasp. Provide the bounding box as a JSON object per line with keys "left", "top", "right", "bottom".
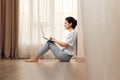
{"left": 64, "top": 20, "right": 72, "bottom": 29}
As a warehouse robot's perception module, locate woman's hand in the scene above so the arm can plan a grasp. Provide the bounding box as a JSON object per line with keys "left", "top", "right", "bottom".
{"left": 50, "top": 37, "right": 68, "bottom": 47}
{"left": 50, "top": 37, "right": 56, "bottom": 42}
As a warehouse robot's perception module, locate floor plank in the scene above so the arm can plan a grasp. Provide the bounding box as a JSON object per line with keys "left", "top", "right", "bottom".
{"left": 0, "top": 59, "right": 88, "bottom": 80}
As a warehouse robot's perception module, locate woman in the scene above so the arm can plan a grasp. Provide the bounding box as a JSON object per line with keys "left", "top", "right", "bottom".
{"left": 26, "top": 16, "right": 77, "bottom": 62}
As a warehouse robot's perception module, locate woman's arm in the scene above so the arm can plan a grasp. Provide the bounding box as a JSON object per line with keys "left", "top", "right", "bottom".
{"left": 50, "top": 37, "right": 68, "bottom": 47}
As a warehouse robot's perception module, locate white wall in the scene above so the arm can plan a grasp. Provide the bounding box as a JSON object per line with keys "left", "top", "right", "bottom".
{"left": 81, "top": 0, "right": 120, "bottom": 80}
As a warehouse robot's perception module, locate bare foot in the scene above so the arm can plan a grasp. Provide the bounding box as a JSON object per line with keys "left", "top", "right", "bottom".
{"left": 25, "top": 56, "right": 38, "bottom": 62}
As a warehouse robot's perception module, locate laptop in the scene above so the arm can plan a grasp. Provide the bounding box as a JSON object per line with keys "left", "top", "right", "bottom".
{"left": 40, "top": 24, "right": 50, "bottom": 40}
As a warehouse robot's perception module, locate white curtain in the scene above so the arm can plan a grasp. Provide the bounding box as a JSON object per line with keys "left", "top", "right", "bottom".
{"left": 19, "top": 0, "right": 78, "bottom": 58}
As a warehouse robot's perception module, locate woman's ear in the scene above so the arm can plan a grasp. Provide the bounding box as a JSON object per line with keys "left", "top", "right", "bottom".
{"left": 69, "top": 23, "right": 72, "bottom": 27}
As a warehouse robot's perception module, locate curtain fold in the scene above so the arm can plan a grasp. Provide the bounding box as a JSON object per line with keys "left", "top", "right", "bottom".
{"left": 0, "top": 0, "right": 19, "bottom": 59}
{"left": 76, "top": 0, "right": 85, "bottom": 60}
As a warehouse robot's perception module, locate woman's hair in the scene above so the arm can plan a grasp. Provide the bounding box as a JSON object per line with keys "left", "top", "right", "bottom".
{"left": 65, "top": 16, "right": 77, "bottom": 29}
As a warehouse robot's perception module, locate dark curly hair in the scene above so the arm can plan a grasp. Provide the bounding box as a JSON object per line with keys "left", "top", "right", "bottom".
{"left": 65, "top": 16, "right": 77, "bottom": 29}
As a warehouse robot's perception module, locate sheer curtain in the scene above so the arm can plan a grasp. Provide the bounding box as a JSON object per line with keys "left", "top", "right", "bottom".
{"left": 19, "top": 0, "right": 77, "bottom": 58}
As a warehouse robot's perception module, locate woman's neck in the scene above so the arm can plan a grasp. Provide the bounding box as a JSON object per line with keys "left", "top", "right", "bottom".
{"left": 68, "top": 28, "right": 74, "bottom": 32}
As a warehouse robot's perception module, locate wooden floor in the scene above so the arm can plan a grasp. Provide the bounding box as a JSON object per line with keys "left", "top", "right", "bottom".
{"left": 0, "top": 59, "right": 88, "bottom": 80}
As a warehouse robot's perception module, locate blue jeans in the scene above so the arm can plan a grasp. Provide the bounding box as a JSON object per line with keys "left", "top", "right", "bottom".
{"left": 37, "top": 40, "right": 73, "bottom": 62}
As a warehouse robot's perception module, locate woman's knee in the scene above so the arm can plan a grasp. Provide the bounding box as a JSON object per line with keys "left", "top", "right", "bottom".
{"left": 47, "top": 40, "right": 54, "bottom": 43}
